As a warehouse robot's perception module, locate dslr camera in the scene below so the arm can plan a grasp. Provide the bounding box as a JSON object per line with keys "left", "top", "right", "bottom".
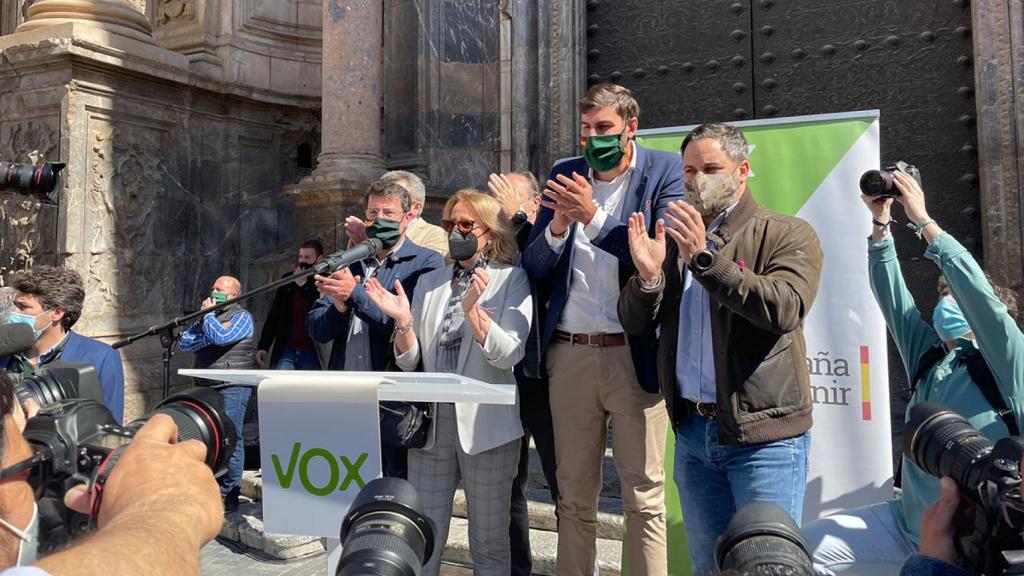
{"left": 714, "top": 501, "right": 814, "bottom": 576}
{"left": 859, "top": 160, "right": 922, "bottom": 199}
{"left": 0, "top": 161, "right": 65, "bottom": 205}
{"left": 905, "top": 402, "right": 1024, "bottom": 576}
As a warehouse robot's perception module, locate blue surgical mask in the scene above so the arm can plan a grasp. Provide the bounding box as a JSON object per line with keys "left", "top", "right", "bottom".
{"left": 933, "top": 296, "right": 971, "bottom": 342}
{"left": 6, "top": 310, "right": 50, "bottom": 340}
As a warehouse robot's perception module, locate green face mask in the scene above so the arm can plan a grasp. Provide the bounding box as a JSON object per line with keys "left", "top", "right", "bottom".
{"left": 366, "top": 218, "right": 403, "bottom": 250}
{"left": 581, "top": 132, "right": 628, "bottom": 173}
{"left": 210, "top": 291, "right": 229, "bottom": 304}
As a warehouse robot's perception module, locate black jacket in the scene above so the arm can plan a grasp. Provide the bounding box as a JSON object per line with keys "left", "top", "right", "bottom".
{"left": 257, "top": 272, "right": 321, "bottom": 368}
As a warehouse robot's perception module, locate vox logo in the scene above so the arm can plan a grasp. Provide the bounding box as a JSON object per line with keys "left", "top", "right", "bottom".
{"left": 271, "top": 442, "right": 368, "bottom": 496}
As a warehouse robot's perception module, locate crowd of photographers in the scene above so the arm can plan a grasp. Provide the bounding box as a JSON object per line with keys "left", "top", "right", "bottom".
{"left": 0, "top": 79, "right": 1022, "bottom": 576}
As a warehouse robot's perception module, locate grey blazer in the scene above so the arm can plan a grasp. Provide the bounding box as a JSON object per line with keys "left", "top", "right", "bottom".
{"left": 394, "top": 262, "right": 532, "bottom": 454}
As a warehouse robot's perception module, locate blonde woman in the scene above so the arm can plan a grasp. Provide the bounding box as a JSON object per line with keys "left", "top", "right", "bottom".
{"left": 365, "top": 189, "right": 531, "bottom": 576}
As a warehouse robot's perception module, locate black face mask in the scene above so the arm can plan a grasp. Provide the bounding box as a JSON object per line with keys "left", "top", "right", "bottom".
{"left": 298, "top": 262, "right": 314, "bottom": 270}
{"left": 448, "top": 229, "right": 479, "bottom": 262}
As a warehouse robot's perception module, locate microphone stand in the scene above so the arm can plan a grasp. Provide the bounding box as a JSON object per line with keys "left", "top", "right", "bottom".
{"left": 112, "top": 241, "right": 381, "bottom": 399}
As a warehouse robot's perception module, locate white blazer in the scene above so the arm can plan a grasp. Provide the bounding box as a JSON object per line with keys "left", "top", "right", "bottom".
{"left": 394, "top": 261, "right": 532, "bottom": 455}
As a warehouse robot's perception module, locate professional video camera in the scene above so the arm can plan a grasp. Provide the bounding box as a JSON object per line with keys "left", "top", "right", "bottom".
{"left": 859, "top": 160, "right": 922, "bottom": 199}
{"left": 904, "top": 402, "right": 1024, "bottom": 575}
{"left": 714, "top": 501, "right": 814, "bottom": 576}
{"left": 0, "top": 161, "right": 65, "bottom": 205}
{"left": 336, "top": 477, "right": 436, "bottom": 576}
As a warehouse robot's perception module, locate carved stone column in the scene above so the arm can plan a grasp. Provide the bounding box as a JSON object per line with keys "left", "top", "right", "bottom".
{"left": 16, "top": 0, "right": 158, "bottom": 45}
{"left": 971, "top": 0, "right": 1024, "bottom": 295}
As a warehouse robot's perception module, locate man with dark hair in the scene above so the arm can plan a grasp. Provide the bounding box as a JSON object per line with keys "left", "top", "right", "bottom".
{"left": 2, "top": 266, "right": 125, "bottom": 423}
{"left": 0, "top": 373, "right": 225, "bottom": 574}
{"left": 522, "top": 82, "right": 683, "bottom": 576}
{"left": 255, "top": 239, "right": 325, "bottom": 370}
{"left": 346, "top": 171, "right": 449, "bottom": 257}
{"left": 620, "top": 122, "right": 823, "bottom": 573}
{"left": 179, "top": 275, "right": 254, "bottom": 513}
{"left": 309, "top": 180, "right": 442, "bottom": 477}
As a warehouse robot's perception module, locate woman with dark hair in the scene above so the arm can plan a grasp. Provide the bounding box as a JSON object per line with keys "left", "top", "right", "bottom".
{"left": 366, "top": 189, "right": 530, "bottom": 576}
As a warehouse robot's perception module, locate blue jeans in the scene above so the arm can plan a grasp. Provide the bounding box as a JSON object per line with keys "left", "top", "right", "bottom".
{"left": 674, "top": 413, "right": 810, "bottom": 574}
{"left": 274, "top": 349, "right": 320, "bottom": 370}
{"left": 219, "top": 386, "right": 252, "bottom": 501}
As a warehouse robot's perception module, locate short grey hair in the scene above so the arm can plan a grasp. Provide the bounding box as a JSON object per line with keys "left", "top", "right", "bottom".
{"left": 680, "top": 123, "right": 749, "bottom": 163}
{"left": 379, "top": 170, "right": 426, "bottom": 204}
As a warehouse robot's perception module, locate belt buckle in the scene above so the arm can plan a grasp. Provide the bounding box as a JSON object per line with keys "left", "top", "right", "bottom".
{"left": 586, "top": 334, "right": 601, "bottom": 347}
{"left": 695, "top": 401, "right": 716, "bottom": 418}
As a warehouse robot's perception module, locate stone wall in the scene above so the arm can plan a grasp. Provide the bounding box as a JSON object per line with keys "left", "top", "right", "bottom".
{"left": 0, "top": 22, "right": 320, "bottom": 418}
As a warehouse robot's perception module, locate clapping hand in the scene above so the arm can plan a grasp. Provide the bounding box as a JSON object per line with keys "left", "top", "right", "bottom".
{"left": 488, "top": 173, "right": 521, "bottom": 219}
{"left": 626, "top": 212, "right": 666, "bottom": 283}
{"left": 662, "top": 200, "right": 708, "bottom": 266}
{"left": 461, "top": 268, "right": 491, "bottom": 313}
{"left": 364, "top": 278, "right": 412, "bottom": 324}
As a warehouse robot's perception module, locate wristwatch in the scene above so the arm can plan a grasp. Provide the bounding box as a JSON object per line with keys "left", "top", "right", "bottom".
{"left": 511, "top": 209, "right": 529, "bottom": 226}
{"left": 691, "top": 249, "right": 715, "bottom": 273}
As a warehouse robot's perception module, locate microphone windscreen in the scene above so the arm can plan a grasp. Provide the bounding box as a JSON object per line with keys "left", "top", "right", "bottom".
{"left": 0, "top": 323, "right": 34, "bottom": 357}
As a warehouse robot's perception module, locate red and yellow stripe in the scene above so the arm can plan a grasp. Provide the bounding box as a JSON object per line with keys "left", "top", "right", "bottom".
{"left": 860, "top": 346, "right": 871, "bottom": 420}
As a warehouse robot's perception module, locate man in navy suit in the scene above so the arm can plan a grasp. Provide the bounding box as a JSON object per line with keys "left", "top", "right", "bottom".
{"left": 521, "top": 82, "right": 682, "bottom": 576}
{"left": 2, "top": 266, "right": 125, "bottom": 423}
{"left": 308, "top": 179, "right": 443, "bottom": 477}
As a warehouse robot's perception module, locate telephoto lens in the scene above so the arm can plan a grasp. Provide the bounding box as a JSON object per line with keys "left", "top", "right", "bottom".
{"left": 14, "top": 364, "right": 103, "bottom": 410}
{"left": 904, "top": 402, "right": 995, "bottom": 495}
{"left": 859, "top": 169, "right": 896, "bottom": 198}
{"left": 715, "top": 501, "right": 814, "bottom": 576}
{"left": 337, "top": 477, "right": 436, "bottom": 576}
{"left": 0, "top": 161, "right": 65, "bottom": 200}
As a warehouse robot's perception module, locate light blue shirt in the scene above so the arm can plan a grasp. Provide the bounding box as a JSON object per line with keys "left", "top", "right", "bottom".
{"left": 675, "top": 206, "right": 735, "bottom": 403}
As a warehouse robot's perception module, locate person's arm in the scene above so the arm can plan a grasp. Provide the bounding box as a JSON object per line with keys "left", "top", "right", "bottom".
{"left": 200, "top": 310, "right": 254, "bottom": 346}
{"left": 35, "top": 415, "right": 222, "bottom": 576}
{"left": 98, "top": 348, "right": 125, "bottom": 424}
{"left": 349, "top": 252, "right": 443, "bottom": 328}
{"left": 473, "top": 269, "right": 532, "bottom": 370}
{"left": 695, "top": 218, "right": 824, "bottom": 334}
{"left": 617, "top": 213, "right": 670, "bottom": 336}
{"left": 306, "top": 295, "right": 350, "bottom": 343}
{"left": 391, "top": 278, "right": 426, "bottom": 372}
{"left": 520, "top": 203, "right": 567, "bottom": 281}
{"left": 177, "top": 321, "right": 209, "bottom": 352}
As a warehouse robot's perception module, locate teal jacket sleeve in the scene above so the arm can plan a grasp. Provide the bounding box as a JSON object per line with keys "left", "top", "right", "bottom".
{"left": 925, "top": 233, "right": 1024, "bottom": 409}
{"left": 868, "top": 235, "right": 943, "bottom": 382}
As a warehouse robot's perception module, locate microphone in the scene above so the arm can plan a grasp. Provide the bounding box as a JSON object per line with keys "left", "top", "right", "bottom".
{"left": 0, "top": 323, "right": 35, "bottom": 357}
{"left": 314, "top": 238, "right": 384, "bottom": 275}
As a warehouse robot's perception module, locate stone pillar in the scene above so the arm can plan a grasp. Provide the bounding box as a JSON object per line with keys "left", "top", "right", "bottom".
{"left": 16, "top": 0, "right": 157, "bottom": 45}
{"left": 308, "top": 0, "right": 385, "bottom": 184}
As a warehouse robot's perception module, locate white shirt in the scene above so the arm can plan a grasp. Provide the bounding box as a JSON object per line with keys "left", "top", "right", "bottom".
{"left": 545, "top": 151, "right": 637, "bottom": 334}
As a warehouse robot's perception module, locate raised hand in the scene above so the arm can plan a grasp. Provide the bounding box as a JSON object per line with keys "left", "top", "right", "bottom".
{"left": 488, "top": 173, "right": 521, "bottom": 219}
{"left": 364, "top": 278, "right": 412, "bottom": 323}
{"left": 542, "top": 171, "right": 597, "bottom": 226}
{"left": 461, "top": 268, "right": 491, "bottom": 313}
{"left": 344, "top": 215, "right": 369, "bottom": 249}
{"left": 627, "top": 212, "right": 666, "bottom": 283}
{"left": 663, "top": 200, "right": 708, "bottom": 266}
{"left": 314, "top": 268, "right": 361, "bottom": 313}
{"left": 892, "top": 170, "right": 929, "bottom": 224}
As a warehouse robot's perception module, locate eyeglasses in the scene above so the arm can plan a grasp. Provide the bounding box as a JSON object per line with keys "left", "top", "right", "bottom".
{"left": 442, "top": 219, "right": 483, "bottom": 234}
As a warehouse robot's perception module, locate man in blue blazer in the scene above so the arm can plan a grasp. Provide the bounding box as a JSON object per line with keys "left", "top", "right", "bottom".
{"left": 308, "top": 179, "right": 443, "bottom": 477}
{"left": 521, "top": 82, "right": 682, "bottom": 576}
{"left": 2, "top": 266, "right": 125, "bottom": 423}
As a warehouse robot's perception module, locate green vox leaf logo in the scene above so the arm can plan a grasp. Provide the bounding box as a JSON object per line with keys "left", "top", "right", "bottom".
{"left": 270, "top": 442, "right": 368, "bottom": 496}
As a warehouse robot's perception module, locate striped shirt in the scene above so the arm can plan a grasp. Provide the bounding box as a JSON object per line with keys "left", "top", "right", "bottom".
{"left": 434, "top": 260, "right": 487, "bottom": 372}
{"left": 180, "top": 309, "right": 254, "bottom": 352}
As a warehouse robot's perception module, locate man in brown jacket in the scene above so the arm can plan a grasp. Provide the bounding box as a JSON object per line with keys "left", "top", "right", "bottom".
{"left": 618, "top": 122, "right": 823, "bottom": 574}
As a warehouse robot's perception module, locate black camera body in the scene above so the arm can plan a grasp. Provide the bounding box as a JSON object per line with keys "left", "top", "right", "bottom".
{"left": 905, "top": 402, "right": 1024, "bottom": 576}
{"left": 860, "top": 160, "right": 922, "bottom": 198}
{"left": 12, "top": 363, "right": 104, "bottom": 411}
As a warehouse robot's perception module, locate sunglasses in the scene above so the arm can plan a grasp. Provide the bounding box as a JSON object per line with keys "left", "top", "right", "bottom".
{"left": 442, "top": 219, "right": 483, "bottom": 234}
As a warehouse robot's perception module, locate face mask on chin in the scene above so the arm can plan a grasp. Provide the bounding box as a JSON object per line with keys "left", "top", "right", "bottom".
{"left": 685, "top": 167, "right": 741, "bottom": 217}
{"left": 0, "top": 502, "right": 38, "bottom": 566}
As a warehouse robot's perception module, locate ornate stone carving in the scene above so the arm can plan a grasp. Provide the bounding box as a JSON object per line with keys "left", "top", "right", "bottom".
{"left": 0, "top": 119, "right": 60, "bottom": 276}
{"left": 158, "top": 0, "right": 194, "bottom": 24}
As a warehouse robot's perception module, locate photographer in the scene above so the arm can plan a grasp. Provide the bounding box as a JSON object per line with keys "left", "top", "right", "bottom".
{"left": 802, "top": 171, "right": 1024, "bottom": 574}
{"left": 1, "top": 267, "right": 124, "bottom": 423}
{"left": 0, "top": 373, "right": 223, "bottom": 575}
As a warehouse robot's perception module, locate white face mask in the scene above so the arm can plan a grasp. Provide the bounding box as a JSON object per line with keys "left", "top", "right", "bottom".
{"left": 0, "top": 502, "right": 38, "bottom": 566}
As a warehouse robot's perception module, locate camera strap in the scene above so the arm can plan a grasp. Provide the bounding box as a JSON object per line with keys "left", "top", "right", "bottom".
{"left": 87, "top": 445, "right": 130, "bottom": 527}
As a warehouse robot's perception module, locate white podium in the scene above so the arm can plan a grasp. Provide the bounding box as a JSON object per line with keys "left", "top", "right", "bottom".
{"left": 180, "top": 369, "right": 516, "bottom": 571}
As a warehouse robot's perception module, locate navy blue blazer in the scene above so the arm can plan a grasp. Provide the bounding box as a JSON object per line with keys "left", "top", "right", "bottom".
{"left": 3, "top": 331, "right": 126, "bottom": 423}
{"left": 307, "top": 239, "right": 444, "bottom": 371}
{"left": 520, "top": 144, "right": 684, "bottom": 393}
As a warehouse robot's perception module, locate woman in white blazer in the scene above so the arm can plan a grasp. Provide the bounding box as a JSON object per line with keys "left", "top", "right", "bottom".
{"left": 366, "top": 189, "right": 531, "bottom": 576}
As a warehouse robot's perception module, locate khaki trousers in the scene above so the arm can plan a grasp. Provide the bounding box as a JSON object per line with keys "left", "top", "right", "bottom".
{"left": 547, "top": 341, "right": 668, "bottom": 576}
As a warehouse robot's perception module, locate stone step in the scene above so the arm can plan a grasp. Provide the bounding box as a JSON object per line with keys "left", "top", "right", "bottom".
{"left": 220, "top": 500, "right": 326, "bottom": 560}
{"left": 442, "top": 517, "right": 622, "bottom": 576}
{"left": 452, "top": 487, "right": 624, "bottom": 541}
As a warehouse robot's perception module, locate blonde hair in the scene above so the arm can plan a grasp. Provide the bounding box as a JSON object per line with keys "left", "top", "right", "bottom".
{"left": 443, "top": 189, "right": 519, "bottom": 265}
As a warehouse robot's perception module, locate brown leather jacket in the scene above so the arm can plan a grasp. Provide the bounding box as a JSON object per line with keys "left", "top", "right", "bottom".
{"left": 618, "top": 190, "right": 824, "bottom": 444}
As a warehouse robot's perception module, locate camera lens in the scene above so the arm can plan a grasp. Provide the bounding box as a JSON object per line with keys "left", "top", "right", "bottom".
{"left": 128, "top": 387, "right": 237, "bottom": 476}
{"left": 14, "top": 365, "right": 101, "bottom": 409}
{"left": 715, "top": 501, "right": 814, "bottom": 576}
{"left": 337, "top": 478, "right": 435, "bottom": 576}
{"left": 0, "top": 162, "right": 65, "bottom": 196}
{"left": 859, "top": 170, "right": 893, "bottom": 197}
{"left": 904, "top": 402, "right": 994, "bottom": 495}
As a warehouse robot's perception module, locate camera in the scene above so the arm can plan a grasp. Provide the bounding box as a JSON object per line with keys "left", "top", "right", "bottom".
{"left": 337, "top": 477, "right": 436, "bottom": 576}
{"left": 12, "top": 363, "right": 104, "bottom": 411}
{"left": 714, "top": 501, "right": 814, "bottom": 576}
{"left": 904, "top": 402, "right": 1024, "bottom": 575}
{"left": 0, "top": 161, "right": 65, "bottom": 204}
{"left": 859, "top": 160, "right": 922, "bottom": 198}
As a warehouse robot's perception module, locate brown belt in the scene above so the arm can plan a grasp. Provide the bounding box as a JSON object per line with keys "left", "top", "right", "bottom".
{"left": 681, "top": 398, "right": 718, "bottom": 419}
{"left": 554, "top": 330, "right": 626, "bottom": 347}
